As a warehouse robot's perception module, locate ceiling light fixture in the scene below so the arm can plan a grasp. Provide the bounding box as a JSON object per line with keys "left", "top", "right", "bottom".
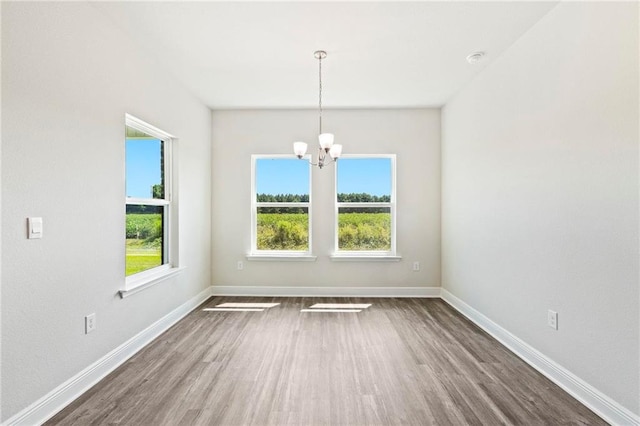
{"left": 466, "top": 51, "right": 485, "bottom": 64}
{"left": 293, "top": 50, "right": 342, "bottom": 169}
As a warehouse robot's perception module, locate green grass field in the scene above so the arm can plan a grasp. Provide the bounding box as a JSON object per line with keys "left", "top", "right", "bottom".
{"left": 257, "top": 212, "right": 391, "bottom": 251}
{"left": 126, "top": 239, "right": 161, "bottom": 275}
{"left": 126, "top": 213, "right": 163, "bottom": 276}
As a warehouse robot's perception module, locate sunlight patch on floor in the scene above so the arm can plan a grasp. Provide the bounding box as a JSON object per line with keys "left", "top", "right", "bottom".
{"left": 203, "top": 308, "right": 265, "bottom": 312}
{"left": 309, "top": 303, "right": 372, "bottom": 309}
{"left": 216, "top": 303, "right": 280, "bottom": 308}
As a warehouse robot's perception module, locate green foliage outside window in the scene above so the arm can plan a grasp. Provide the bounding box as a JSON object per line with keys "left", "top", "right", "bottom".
{"left": 255, "top": 192, "right": 392, "bottom": 251}
{"left": 125, "top": 212, "right": 163, "bottom": 275}
{"left": 257, "top": 213, "right": 309, "bottom": 250}
{"left": 338, "top": 212, "right": 391, "bottom": 250}
{"left": 256, "top": 211, "right": 391, "bottom": 251}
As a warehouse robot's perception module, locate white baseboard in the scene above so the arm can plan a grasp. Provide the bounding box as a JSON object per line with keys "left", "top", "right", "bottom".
{"left": 3, "top": 286, "right": 213, "bottom": 426}
{"left": 440, "top": 289, "right": 639, "bottom": 426}
{"left": 211, "top": 285, "right": 441, "bottom": 298}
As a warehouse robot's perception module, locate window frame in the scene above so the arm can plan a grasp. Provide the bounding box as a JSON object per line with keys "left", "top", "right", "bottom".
{"left": 249, "top": 154, "right": 315, "bottom": 260}
{"left": 332, "top": 154, "right": 399, "bottom": 260}
{"left": 122, "top": 114, "right": 181, "bottom": 296}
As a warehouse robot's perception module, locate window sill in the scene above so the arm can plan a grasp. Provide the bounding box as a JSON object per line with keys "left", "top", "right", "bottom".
{"left": 247, "top": 254, "right": 317, "bottom": 262}
{"left": 330, "top": 254, "right": 402, "bottom": 262}
{"left": 120, "top": 266, "right": 185, "bottom": 298}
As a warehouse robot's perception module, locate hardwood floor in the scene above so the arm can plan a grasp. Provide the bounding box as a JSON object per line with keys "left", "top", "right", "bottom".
{"left": 47, "top": 297, "right": 606, "bottom": 425}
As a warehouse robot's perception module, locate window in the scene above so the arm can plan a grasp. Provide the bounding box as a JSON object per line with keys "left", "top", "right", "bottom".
{"left": 251, "top": 155, "right": 312, "bottom": 257}
{"left": 334, "top": 155, "right": 397, "bottom": 257}
{"left": 125, "top": 115, "right": 178, "bottom": 288}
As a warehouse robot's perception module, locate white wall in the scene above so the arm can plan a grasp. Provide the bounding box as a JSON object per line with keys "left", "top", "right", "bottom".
{"left": 1, "top": 2, "right": 211, "bottom": 421}
{"left": 211, "top": 109, "right": 440, "bottom": 291}
{"left": 442, "top": 1, "right": 638, "bottom": 416}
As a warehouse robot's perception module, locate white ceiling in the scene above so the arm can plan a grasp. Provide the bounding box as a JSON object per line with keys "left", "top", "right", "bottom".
{"left": 94, "top": 1, "right": 559, "bottom": 109}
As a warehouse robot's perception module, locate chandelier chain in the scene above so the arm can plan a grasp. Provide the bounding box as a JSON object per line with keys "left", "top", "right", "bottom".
{"left": 318, "top": 53, "right": 323, "bottom": 135}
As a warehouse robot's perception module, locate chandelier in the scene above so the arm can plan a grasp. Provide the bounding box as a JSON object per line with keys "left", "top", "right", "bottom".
{"left": 293, "top": 50, "right": 342, "bottom": 168}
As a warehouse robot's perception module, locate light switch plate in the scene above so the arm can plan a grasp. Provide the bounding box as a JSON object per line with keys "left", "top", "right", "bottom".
{"left": 547, "top": 310, "right": 558, "bottom": 330}
{"left": 85, "top": 313, "right": 96, "bottom": 334}
{"left": 28, "top": 217, "right": 43, "bottom": 239}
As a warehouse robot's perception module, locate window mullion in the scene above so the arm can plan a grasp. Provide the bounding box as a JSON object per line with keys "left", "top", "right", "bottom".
{"left": 257, "top": 202, "right": 309, "bottom": 208}
{"left": 336, "top": 202, "right": 391, "bottom": 209}
{"left": 126, "top": 198, "right": 170, "bottom": 206}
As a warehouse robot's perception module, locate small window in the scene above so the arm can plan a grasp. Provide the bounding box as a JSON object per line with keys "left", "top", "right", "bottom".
{"left": 251, "top": 155, "right": 312, "bottom": 255}
{"left": 335, "top": 155, "right": 396, "bottom": 255}
{"left": 125, "top": 115, "right": 175, "bottom": 280}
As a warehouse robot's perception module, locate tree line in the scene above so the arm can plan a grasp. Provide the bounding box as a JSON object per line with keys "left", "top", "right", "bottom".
{"left": 257, "top": 193, "right": 390, "bottom": 203}
{"left": 257, "top": 193, "right": 390, "bottom": 214}
{"left": 337, "top": 193, "right": 390, "bottom": 203}
{"left": 257, "top": 194, "right": 309, "bottom": 202}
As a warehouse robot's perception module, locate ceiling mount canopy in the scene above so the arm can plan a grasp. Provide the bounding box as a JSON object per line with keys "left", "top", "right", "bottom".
{"left": 293, "top": 50, "right": 342, "bottom": 169}
{"left": 314, "top": 50, "right": 327, "bottom": 60}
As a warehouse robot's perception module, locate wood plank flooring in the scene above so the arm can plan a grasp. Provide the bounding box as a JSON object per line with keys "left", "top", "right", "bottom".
{"left": 47, "top": 297, "right": 607, "bottom": 425}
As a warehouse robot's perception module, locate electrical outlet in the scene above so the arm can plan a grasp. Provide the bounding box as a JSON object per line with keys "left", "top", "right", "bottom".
{"left": 413, "top": 261, "right": 420, "bottom": 271}
{"left": 547, "top": 310, "right": 558, "bottom": 330}
{"left": 85, "top": 313, "right": 96, "bottom": 334}
{"left": 237, "top": 261, "right": 244, "bottom": 270}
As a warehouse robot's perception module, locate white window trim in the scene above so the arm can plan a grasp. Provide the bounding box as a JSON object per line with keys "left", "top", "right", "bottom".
{"left": 329, "top": 254, "right": 402, "bottom": 262}
{"left": 249, "top": 154, "right": 314, "bottom": 260}
{"left": 332, "top": 154, "right": 400, "bottom": 260}
{"left": 122, "top": 114, "right": 180, "bottom": 297}
{"left": 119, "top": 265, "right": 185, "bottom": 298}
{"left": 246, "top": 254, "right": 317, "bottom": 262}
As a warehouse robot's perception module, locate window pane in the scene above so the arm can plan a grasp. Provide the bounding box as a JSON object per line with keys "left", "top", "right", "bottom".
{"left": 126, "top": 205, "right": 164, "bottom": 275}
{"left": 257, "top": 207, "right": 309, "bottom": 250}
{"left": 256, "top": 158, "right": 309, "bottom": 202}
{"left": 337, "top": 158, "right": 391, "bottom": 202}
{"left": 338, "top": 207, "right": 391, "bottom": 251}
{"left": 126, "top": 126, "right": 164, "bottom": 199}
